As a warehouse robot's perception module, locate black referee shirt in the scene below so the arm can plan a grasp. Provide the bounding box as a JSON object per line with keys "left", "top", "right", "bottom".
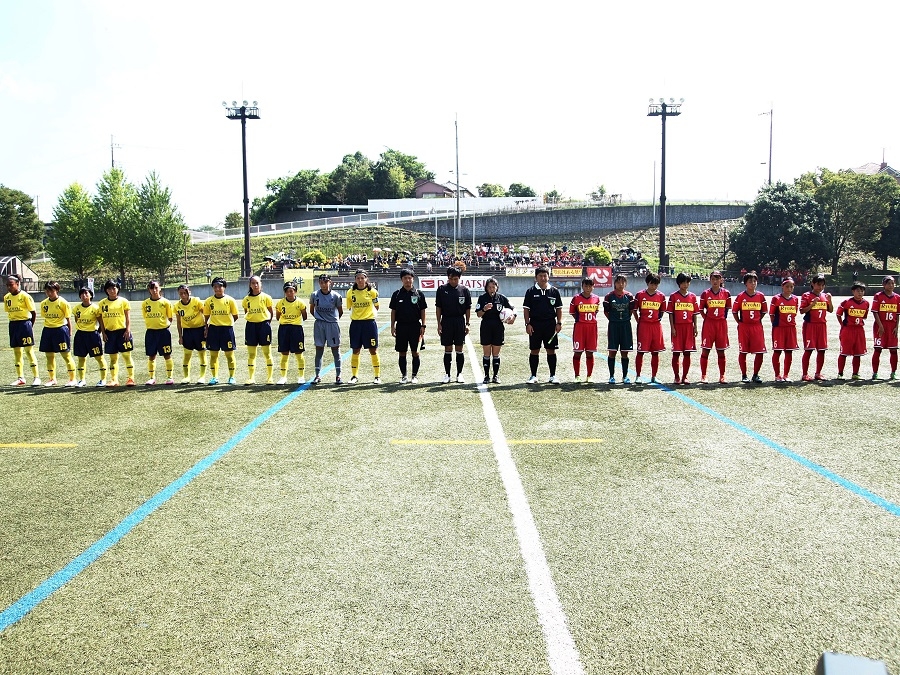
{"left": 389, "top": 287, "right": 427, "bottom": 324}
{"left": 523, "top": 284, "right": 562, "bottom": 322}
{"left": 435, "top": 283, "right": 472, "bottom": 318}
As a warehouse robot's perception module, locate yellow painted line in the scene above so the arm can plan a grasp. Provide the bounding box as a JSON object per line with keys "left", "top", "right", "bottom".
{"left": 390, "top": 438, "right": 603, "bottom": 446}
{"left": 0, "top": 443, "right": 77, "bottom": 448}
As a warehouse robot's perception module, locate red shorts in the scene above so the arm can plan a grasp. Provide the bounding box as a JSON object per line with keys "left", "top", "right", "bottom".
{"left": 839, "top": 326, "right": 867, "bottom": 356}
{"left": 873, "top": 323, "right": 899, "bottom": 349}
{"left": 802, "top": 322, "right": 828, "bottom": 350}
{"left": 636, "top": 321, "right": 665, "bottom": 353}
{"left": 700, "top": 320, "right": 729, "bottom": 350}
{"left": 771, "top": 326, "right": 799, "bottom": 351}
{"left": 572, "top": 322, "right": 598, "bottom": 353}
{"left": 737, "top": 323, "right": 766, "bottom": 353}
{"left": 670, "top": 325, "right": 696, "bottom": 352}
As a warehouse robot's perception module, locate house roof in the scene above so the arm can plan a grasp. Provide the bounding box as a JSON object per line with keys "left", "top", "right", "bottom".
{"left": 852, "top": 162, "right": 900, "bottom": 180}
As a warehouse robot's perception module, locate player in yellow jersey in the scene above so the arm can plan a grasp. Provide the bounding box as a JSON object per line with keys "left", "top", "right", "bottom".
{"left": 275, "top": 281, "right": 308, "bottom": 384}
{"left": 72, "top": 287, "right": 107, "bottom": 386}
{"left": 203, "top": 277, "right": 240, "bottom": 385}
{"left": 242, "top": 276, "right": 274, "bottom": 385}
{"left": 4, "top": 274, "right": 40, "bottom": 386}
{"left": 38, "top": 280, "right": 77, "bottom": 386}
{"left": 175, "top": 284, "right": 208, "bottom": 383}
{"left": 346, "top": 269, "right": 381, "bottom": 384}
{"left": 100, "top": 279, "right": 135, "bottom": 386}
{"left": 142, "top": 280, "right": 175, "bottom": 385}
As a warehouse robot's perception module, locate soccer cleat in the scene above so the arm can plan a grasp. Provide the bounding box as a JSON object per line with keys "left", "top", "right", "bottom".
{"left": 871, "top": 372, "right": 880, "bottom": 380}
{"left": 483, "top": 376, "right": 490, "bottom": 384}
{"left": 226, "top": 377, "right": 236, "bottom": 385}
{"left": 125, "top": 378, "right": 135, "bottom": 387}
{"left": 207, "top": 377, "right": 219, "bottom": 385}
{"left": 442, "top": 374, "right": 451, "bottom": 384}
{"left": 585, "top": 375, "right": 591, "bottom": 383}
{"left": 814, "top": 373, "right": 825, "bottom": 381}
{"left": 455, "top": 375, "right": 464, "bottom": 383}
{"left": 699, "top": 378, "right": 709, "bottom": 384}
{"left": 107, "top": 380, "right": 119, "bottom": 387}
{"left": 196, "top": 378, "right": 206, "bottom": 384}
{"left": 181, "top": 377, "right": 192, "bottom": 384}
{"left": 574, "top": 376, "right": 583, "bottom": 383}
{"left": 65, "top": 380, "right": 78, "bottom": 387}
{"left": 373, "top": 377, "right": 381, "bottom": 384}
{"left": 400, "top": 376, "right": 409, "bottom": 384}
{"left": 782, "top": 376, "right": 792, "bottom": 383}
{"left": 244, "top": 379, "right": 255, "bottom": 386}
{"left": 526, "top": 375, "right": 538, "bottom": 384}
{"left": 835, "top": 373, "right": 845, "bottom": 380}
{"left": 335, "top": 376, "right": 344, "bottom": 385}
{"left": 774, "top": 376, "right": 784, "bottom": 383}
{"left": 891, "top": 371, "right": 898, "bottom": 380}
{"left": 741, "top": 375, "right": 750, "bottom": 383}
{"left": 32, "top": 377, "right": 42, "bottom": 386}
{"left": 10, "top": 377, "right": 26, "bottom": 386}
{"left": 650, "top": 377, "right": 659, "bottom": 384}
{"left": 801, "top": 374, "right": 813, "bottom": 382}
{"left": 851, "top": 374, "right": 861, "bottom": 380}
{"left": 623, "top": 376, "right": 632, "bottom": 384}
{"left": 96, "top": 380, "right": 106, "bottom": 387}
{"left": 164, "top": 378, "right": 175, "bottom": 385}
{"left": 491, "top": 375, "right": 500, "bottom": 384}
{"left": 751, "top": 374, "right": 762, "bottom": 384}
{"left": 681, "top": 377, "right": 690, "bottom": 385}
{"left": 349, "top": 376, "right": 359, "bottom": 384}
{"left": 44, "top": 379, "right": 57, "bottom": 387}
{"left": 313, "top": 376, "right": 322, "bottom": 384}
{"left": 145, "top": 378, "right": 156, "bottom": 386}
{"left": 75, "top": 380, "right": 86, "bottom": 388}
{"left": 608, "top": 376, "right": 616, "bottom": 384}
{"left": 266, "top": 379, "right": 275, "bottom": 385}
{"left": 718, "top": 376, "right": 727, "bottom": 384}
{"left": 411, "top": 376, "right": 419, "bottom": 384}
{"left": 548, "top": 375, "right": 560, "bottom": 384}
{"left": 298, "top": 377, "right": 307, "bottom": 384}
{"left": 276, "top": 377, "right": 287, "bottom": 385}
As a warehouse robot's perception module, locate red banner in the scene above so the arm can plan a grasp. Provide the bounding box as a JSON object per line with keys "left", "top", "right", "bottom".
{"left": 586, "top": 266, "right": 613, "bottom": 288}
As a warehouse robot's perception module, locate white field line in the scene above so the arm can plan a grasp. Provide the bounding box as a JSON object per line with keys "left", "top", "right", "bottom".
{"left": 465, "top": 339, "right": 585, "bottom": 675}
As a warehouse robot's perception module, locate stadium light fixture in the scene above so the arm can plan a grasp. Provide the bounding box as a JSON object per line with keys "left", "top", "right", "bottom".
{"left": 224, "top": 100, "right": 261, "bottom": 278}
{"left": 647, "top": 97, "right": 683, "bottom": 274}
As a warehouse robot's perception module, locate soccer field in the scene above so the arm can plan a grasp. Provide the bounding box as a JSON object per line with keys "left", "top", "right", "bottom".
{"left": 0, "top": 298, "right": 898, "bottom": 674}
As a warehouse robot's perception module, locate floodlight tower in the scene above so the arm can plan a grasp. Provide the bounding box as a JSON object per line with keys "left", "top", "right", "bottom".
{"left": 647, "top": 97, "right": 683, "bottom": 274}
{"left": 223, "top": 100, "right": 260, "bottom": 278}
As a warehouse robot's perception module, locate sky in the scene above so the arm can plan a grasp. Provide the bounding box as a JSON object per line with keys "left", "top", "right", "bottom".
{"left": 1, "top": 0, "right": 896, "bottom": 228}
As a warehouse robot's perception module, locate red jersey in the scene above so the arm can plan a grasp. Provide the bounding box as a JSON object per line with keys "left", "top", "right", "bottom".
{"left": 668, "top": 291, "right": 699, "bottom": 325}
{"left": 569, "top": 292, "right": 600, "bottom": 326}
{"left": 733, "top": 291, "right": 767, "bottom": 325}
{"left": 699, "top": 287, "right": 731, "bottom": 322}
{"left": 634, "top": 290, "right": 666, "bottom": 324}
{"left": 871, "top": 291, "right": 899, "bottom": 328}
{"left": 800, "top": 291, "right": 830, "bottom": 324}
{"left": 837, "top": 297, "right": 869, "bottom": 327}
{"left": 769, "top": 294, "right": 799, "bottom": 327}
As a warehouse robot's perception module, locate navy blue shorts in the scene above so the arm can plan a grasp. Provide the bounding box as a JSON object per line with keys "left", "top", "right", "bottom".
{"left": 245, "top": 320, "right": 272, "bottom": 346}
{"left": 181, "top": 326, "right": 206, "bottom": 351}
{"left": 104, "top": 328, "right": 134, "bottom": 354}
{"left": 145, "top": 328, "right": 173, "bottom": 357}
{"left": 8, "top": 320, "right": 34, "bottom": 348}
{"left": 39, "top": 325, "right": 71, "bottom": 353}
{"left": 74, "top": 330, "right": 103, "bottom": 358}
{"left": 206, "top": 324, "right": 236, "bottom": 351}
{"left": 349, "top": 319, "right": 378, "bottom": 350}
{"left": 277, "top": 324, "right": 306, "bottom": 353}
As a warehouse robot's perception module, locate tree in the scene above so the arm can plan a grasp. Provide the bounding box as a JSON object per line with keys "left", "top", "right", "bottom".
{"left": 544, "top": 189, "right": 562, "bottom": 203}
{"left": 374, "top": 149, "right": 433, "bottom": 197}
{"left": 48, "top": 183, "right": 101, "bottom": 280}
{"left": 584, "top": 245, "right": 612, "bottom": 265}
{"left": 327, "top": 152, "right": 375, "bottom": 204}
{"left": 590, "top": 185, "right": 608, "bottom": 202}
{"left": 507, "top": 183, "right": 536, "bottom": 198}
{"left": 301, "top": 249, "right": 327, "bottom": 266}
{"left": 872, "top": 197, "right": 900, "bottom": 271}
{"left": 0, "top": 185, "right": 43, "bottom": 259}
{"left": 92, "top": 168, "right": 139, "bottom": 284}
{"left": 796, "top": 169, "right": 900, "bottom": 275}
{"left": 477, "top": 183, "right": 506, "bottom": 197}
{"left": 132, "top": 172, "right": 186, "bottom": 285}
{"left": 252, "top": 169, "right": 329, "bottom": 224}
{"left": 729, "top": 182, "right": 829, "bottom": 272}
{"left": 224, "top": 211, "right": 243, "bottom": 229}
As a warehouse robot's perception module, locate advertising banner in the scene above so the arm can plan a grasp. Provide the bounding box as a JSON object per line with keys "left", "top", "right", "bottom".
{"left": 550, "top": 267, "right": 584, "bottom": 278}
{"left": 418, "top": 276, "right": 492, "bottom": 292}
{"left": 585, "top": 266, "right": 613, "bottom": 288}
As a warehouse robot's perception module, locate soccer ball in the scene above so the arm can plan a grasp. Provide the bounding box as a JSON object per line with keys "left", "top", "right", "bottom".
{"left": 499, "top": 307, "right": 515, "bottom": 324}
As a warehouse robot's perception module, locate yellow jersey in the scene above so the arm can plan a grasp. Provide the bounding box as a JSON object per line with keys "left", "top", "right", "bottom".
{"left": 242, "top": 292, "right": 274, "bottom": 323}
{"left": 100, "top": 297, "right": 130, "bottom": 331}
{"left": 276, "top": 297, "right": 307, "bottom": 325}
{"left": 347, "top": 286, "right": 379, "bottom": 321}
{"left": 142, "top": 297, "right": 173, "bottom": 330}
{"left": 175, "top": 297, "right": 206, "bottom": 329}
{"left": 40, "top": 297, "right": 72, "bottom": 329}
{"left": 73, "top": 302, "right": 103, "bottom": 332}
{"left": 4, "top": 291, "right": 35, "bottom": 321}
{"left": 204, "top": 294, "right": 239, "bottom": 327}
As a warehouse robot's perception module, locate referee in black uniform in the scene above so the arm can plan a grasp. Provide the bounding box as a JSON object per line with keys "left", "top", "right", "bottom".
{"left": 523, "top": 265, "right": 563, "bottom": 384}
{"left": 389, "top": 268, "right": 427, "bottom": 384}
{"left": 435, "top": 266, "right": 472, "bottom": 383}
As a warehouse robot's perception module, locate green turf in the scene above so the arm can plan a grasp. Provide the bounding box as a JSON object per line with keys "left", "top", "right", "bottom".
{"left": 0, "top": 299, "right": 898, "bottom": 674}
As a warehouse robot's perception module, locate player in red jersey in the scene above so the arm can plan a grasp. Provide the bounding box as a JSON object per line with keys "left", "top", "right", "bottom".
{"left": 569, "top": 278, "right": 600, "bottom": 382}
{"left": 732, "top": 271, "right": 768, "bottom": 383}
{"left": 836, "top": 281, "right": 869, "bottom": 380}
{"left": 667, "top": 272, "right": 699, "bottom": 384}
{"left": 769, "top": 278, "right": 799, "bottom": 382}
{"left": 632, "top": 272, "right": 666, "bottom": 383}
{"left": 799, "top": 273, "right": 833, "bottom": 381}
{"left": 871, "top": 275, "right": 899, "bottom": 380}
{"left": 699, "top": 270, "right": 731, "bottom": 384}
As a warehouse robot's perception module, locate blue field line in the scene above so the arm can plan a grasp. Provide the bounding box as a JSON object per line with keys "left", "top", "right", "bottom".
{"left": 0, "top": 350, "right": 351, "bottom": 633}
{"left": 561, "top": 337, "right": 900, "bottom": 518}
